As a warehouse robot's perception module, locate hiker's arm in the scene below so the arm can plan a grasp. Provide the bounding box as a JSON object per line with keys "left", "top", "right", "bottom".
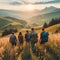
{"left": 9, "top": 37, "right": 11, "bottom": 42}
{"left": 25, "top": 34, "right": 26, "bottom": 39}
{"left": 15, "top": 37, "right": 17, "bottom": 41}
{"left": 40, "top": 33, "right": 42, "bottom": 39}
{"left": 18, "top": 35, "right": 19, "bottom": 40}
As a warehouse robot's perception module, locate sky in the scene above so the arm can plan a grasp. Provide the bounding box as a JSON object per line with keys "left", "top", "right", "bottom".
{"left": 0, "top": 0, "right": 60, "bottom": 11}
{"left": 0, "top": 0, "right": 60, "bottom": 3}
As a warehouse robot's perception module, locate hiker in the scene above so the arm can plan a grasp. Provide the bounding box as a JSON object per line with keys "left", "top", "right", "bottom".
{"left": 9, "top": 32, "right": 17, "bottom": 47}
{"left": 25, "top": 30, "right": 30, "bottom": 46}
{"left": 9, "top": 33, "right": 17, "bottom": 60}
{"left": 18, "top": 32, "right": 24, "bottom": 50}
{"left": 30, "top": 28, "right": 38, "bottom": 53}
{"left": 40, "top": 28, "right": 49, "bottom": 53}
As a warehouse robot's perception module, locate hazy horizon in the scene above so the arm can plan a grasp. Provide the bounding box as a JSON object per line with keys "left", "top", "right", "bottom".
{"left": 0, "top": 0, "right": 60, "bottom": 26}
{"left": 0, "top": 3, "right": 60, "bottom": 11}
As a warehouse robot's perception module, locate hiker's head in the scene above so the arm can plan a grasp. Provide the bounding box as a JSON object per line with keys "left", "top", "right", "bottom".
{"left": 42, "top": 28, "right": 45, "bottom": 31}
{"left": 26, "top": 30, "right": 29, "bottom": 33}
{"left": 12, "top": 32, "right": 14, "bottom": 35}
{"left": 19, "top": 32, "right": 22, "bottom": 35}
{"left": 31, "top": 28, "right": 34, "bottom": 31}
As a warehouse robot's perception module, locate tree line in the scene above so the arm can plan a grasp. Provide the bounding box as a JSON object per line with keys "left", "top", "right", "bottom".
{"left": 43, "top": 18, "right": 60, "bottom": 28}
{"left": 2, "top": 28, "right": 18, "bottom": 36}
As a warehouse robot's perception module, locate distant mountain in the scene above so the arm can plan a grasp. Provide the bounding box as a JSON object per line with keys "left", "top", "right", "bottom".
{"left": 0, "top": 9, "right": 40, "bottom": 24}
{"left": 0, "top": 6, "right": 60, "bottom": 26}
{"left": 0, "top": 9, "right": 40, "bottom": 19}
{"left": 34, "top": 6, "right": 60, "bottom": 16}
{"left": 0, "top": 9, "right": 23, "bottom": 18}
{"left": 0, "top": 6, "right": 58, "bottom": 19}
{"left": 30, "top": 7, "right": 60, "bottom": 25}
{"left": 40, "top": 6, "right": 58, "bottom": 14}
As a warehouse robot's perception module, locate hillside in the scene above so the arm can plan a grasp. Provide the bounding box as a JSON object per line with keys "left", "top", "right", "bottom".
{"left": 0, "top": 23, "right": 60, "bottom": 60}
{"left": 5, "top": 17, "right": 27, "bottom": 25}
{"left": 30, "top": 10, "right": 60, "bottom": 25}
{"left": 46, "top": 24, "right": 60, "bottom": 33}
{"left": 0, "top": 17, "right": 27, "bottom": 30}
{"left": 0, "top": 6, "right": 60, "bottom": 25}
{"left": 0, "top": 9, "right": 41, "bottom": 19}
{"left": 36, "top": 24, "right": 60, "bottom": 34}
{"left": 19, "top": 24, "right": 60, "bottom": 35}
{"left": 0, "top": 9, "right": 28, "bottom": 19}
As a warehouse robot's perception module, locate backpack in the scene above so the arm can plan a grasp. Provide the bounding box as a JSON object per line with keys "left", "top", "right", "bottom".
{"left": 25, "top": 34, "right": 30, "bottom": 40}
{"left": 41, "top": 32, "right": 49, "bottom": 42}
{"left": 10, "top": 35, "right": 16, "bottom": 43}
{"left": 18, "top": 35, "right": 23, "bottom": 42}
{"left": 30, "top": 32, "right": 38, "bottom": 43}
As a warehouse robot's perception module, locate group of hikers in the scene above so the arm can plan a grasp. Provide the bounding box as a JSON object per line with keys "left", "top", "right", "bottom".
{"left": 9, "top": 28, "right": 49, "bottom": 57}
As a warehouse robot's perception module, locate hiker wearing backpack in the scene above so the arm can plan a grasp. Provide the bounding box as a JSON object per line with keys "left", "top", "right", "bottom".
{"left": 25, "top": 30, "right": 30, "bottom": 46}
{"left": 40, "top": 28, "right": 49, "bottom": 53}
{"left": 18, "top": 32, "right": 24, "bottom": 50}
{"left": 9, "top": 33, "right": 17, "bottom": 47}
{"left": 30, "top": 28, "right": 38, "bottom": 53}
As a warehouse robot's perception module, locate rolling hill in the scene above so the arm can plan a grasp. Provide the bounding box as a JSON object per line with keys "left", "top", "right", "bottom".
{"left": 0, "top": 9, "right": 41, "bottom": 19}
{"left": 30, "top": 9, "right": 60, "bottom": 25}
{"left": 0, "top": 6, "right": 60, "bottom": 28}
{"left": 0, "top": 6, "right": 60, "bottom": 21}
{"left": 0, "top": 17, "right": 27, "bottom": 30}
{"left": 36, "top": 23, "right": 60, "bottom": 34}
{"left": 46, "top": 23, "right": 60, "bottom": 32}
{"left": 5, "top": 17, "right": 27, "bottom": 25}
{"left": 0, "top": 9, "right": 23, "bottom": 19}
{"left": 0, "top": 6, "right": 59, "bottom": 19}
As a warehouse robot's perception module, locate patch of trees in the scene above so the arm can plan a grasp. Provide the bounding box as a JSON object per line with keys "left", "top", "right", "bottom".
{"left": 2, "top": 29, "right": 18, "bottom": 36}
{"left": 43, "top": 18, "right": 60, "bottom": 28}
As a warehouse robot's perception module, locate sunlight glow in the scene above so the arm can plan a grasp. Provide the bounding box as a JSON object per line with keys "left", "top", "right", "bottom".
{"left": 26, "top": 4, "right": 34, "bottom": 11}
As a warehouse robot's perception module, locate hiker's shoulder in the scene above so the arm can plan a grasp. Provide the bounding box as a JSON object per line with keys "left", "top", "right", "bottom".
{"left": 45, "top": 32, "right": 49, "bottom": 35}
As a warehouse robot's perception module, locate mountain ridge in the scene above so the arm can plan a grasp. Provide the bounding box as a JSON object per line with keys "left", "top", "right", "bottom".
{"left": 30, "top": 7, "right": 60, "bottom": 25}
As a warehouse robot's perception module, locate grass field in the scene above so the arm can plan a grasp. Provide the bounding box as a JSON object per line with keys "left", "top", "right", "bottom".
{"left": 0, "top": 24, "right": 60, "bottom": 60}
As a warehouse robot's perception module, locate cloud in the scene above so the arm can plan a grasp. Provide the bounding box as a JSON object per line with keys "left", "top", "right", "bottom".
{"left": 34, "top": 0, "right": 60, "bottom": 4}
{"left": 54, "top": 0, "right": 60, "bottom": 1}
{"left": 0, "top": 0, "right": 60, "bottom": 4}
{"left": 0, "top": 0, "right": 55, "bottom": 3}
{"left": 0, "top": 0, "right": 11, "bottom": 2}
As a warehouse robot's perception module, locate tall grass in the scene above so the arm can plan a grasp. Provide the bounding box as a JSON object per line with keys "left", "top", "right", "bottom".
{"left": 0, "top": 33, "right": 60, "bottom": 60}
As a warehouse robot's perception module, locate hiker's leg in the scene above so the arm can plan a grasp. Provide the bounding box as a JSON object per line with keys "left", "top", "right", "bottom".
{"left": 29, "top": 41, "right": 31, "bottom": 48}
{"left": 41, "top": 43, "right": 47, "bottom": 55}
{"left": 40, "top": 44, "right": 44, "bottom": 50}
{"left": 25, "top": 39, "right": 28, "bottom": 46}
{"left": 21, "top": 43, "right": 23, "bottom": 50}
{"left": 31, "top": 43, "right": 35, "bottom": 53}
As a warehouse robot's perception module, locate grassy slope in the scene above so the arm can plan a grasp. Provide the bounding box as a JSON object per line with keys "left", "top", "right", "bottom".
{"left": 0, "top": 17, "right": 27, "bottom": 30}
{"left": 46, "top": 24, "right": 60, "bottom": 32}
{"left": 35, "top": 24, "right": 60, "bottom": 33}
{"left": 0, "top": 24, "right": 60, "bottom": 60}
